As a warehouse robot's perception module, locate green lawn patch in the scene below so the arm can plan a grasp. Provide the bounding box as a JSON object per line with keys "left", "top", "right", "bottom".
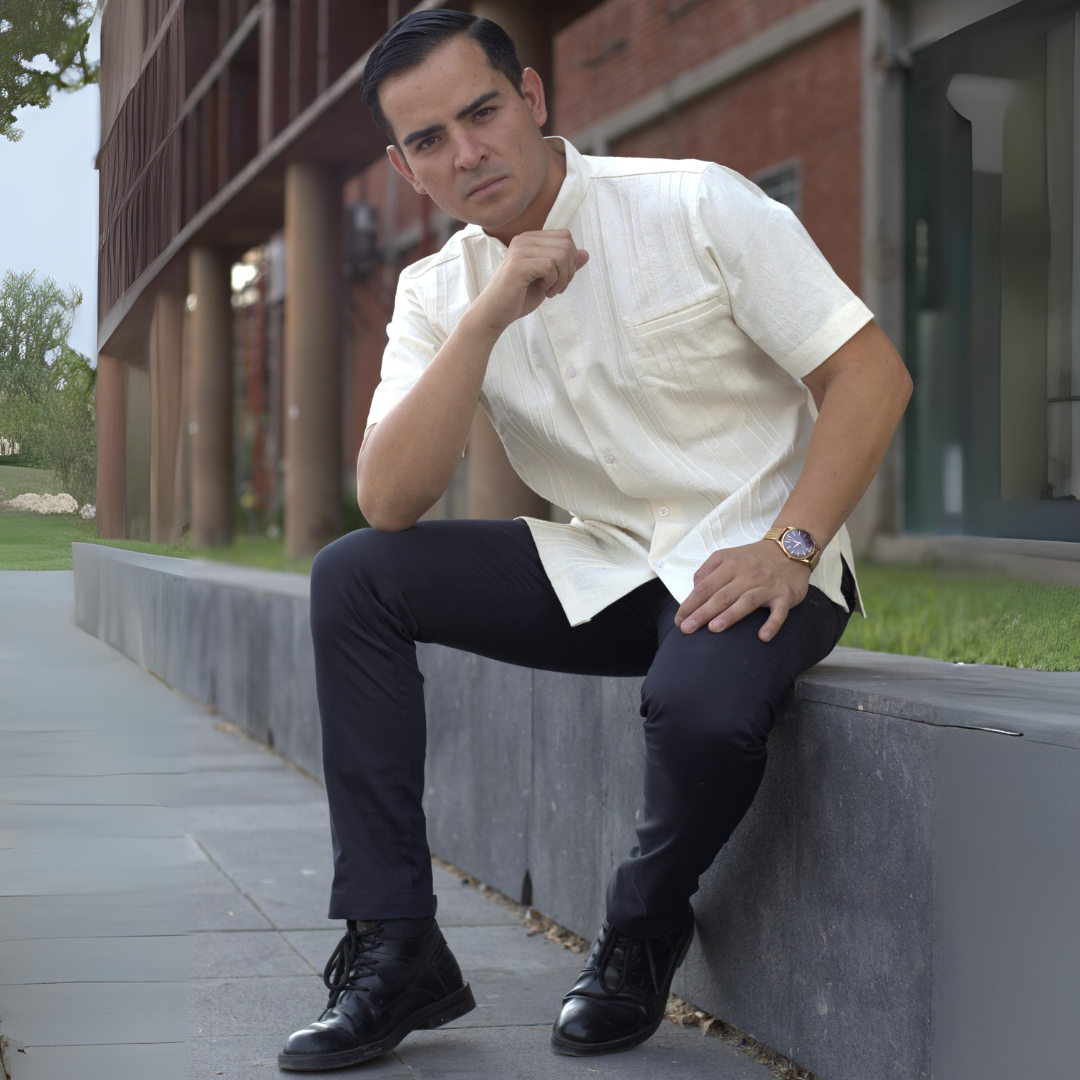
{"left": 0, "top": 509, "right": 98, "bottom": 570}
{"left": 841, "top": 562, "right": 1080, "bottom": 672}
{"left": 0, "top": 463, "right": 63, "bottom": 501}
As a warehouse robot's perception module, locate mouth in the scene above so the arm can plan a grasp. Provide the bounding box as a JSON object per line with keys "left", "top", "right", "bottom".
{"left": 465, "top": 175, "right": 508, "bottom": 200}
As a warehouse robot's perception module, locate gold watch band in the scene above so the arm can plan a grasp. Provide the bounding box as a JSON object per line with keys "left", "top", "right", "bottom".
{"left": 765, "top": 525, "right": 822, "bottom": 570}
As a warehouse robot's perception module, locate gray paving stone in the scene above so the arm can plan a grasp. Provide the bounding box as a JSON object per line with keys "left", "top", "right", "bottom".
{"left": 427, "top": 870, "right": 522, "bottom": 928}
{"left": 440, "top": 925, "right": 585, "bottom": 975}
{"left": 0, "top": 933, "right": 184, "bottom": 985}
{"left": 396, "top": 1023, "right": 776, "bottom": 1078}
{"left": 0, "top": 889, "right": 184, "bottom": 941}
{"left": 3, "top": 981, "right": 184, "bottom": 1045}
{"left": 7, "top": 1041, "right": 184, "bottom": 1080}
{"left": 187, "top": 931, "right": 313, "bottom": 979}
{"left": 187, "top": 1035, "right": 408, "bottom": 1079}
{"left": 184, "top": 800, "right": 330, "bottom": 834}
{"left": 194, "top": 827, "right": 338, "bottom": 930}
{"left": 187, "top": 974, "right": 325, "bottom": 1038}
{"left": 185, "top": 859, "right": 273, "bottom": 932}
{"left": 182, "top": 767, "right": 318, "bottom": 807}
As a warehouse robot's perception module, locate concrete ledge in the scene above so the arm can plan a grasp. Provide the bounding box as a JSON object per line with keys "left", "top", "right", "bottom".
{"left": 871, "top": 533, "right": 1080, "bottom": 587}
{"left": 73, "top": 543, "right": 1080, "bottom": 1080}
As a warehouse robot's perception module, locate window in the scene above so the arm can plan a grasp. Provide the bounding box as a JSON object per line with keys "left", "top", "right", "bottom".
{"left": 903, "top": 0, "right": 1080, "bottom": 541}
{"left": 753, "top": 160, "right": 802, "bottom": 219}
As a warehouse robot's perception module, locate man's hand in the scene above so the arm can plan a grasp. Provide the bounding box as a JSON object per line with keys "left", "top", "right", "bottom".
{"left": 470, "top": 229, "right": 589, "bottom": 335}
{"left": 674, "top": 540, "right": 812, "bottom": 642}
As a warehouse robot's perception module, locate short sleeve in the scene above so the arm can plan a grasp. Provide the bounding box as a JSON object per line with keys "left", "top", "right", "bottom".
{"left": 365, "top": 272, "right": 445, "bottom": 428}
{"left": 694, "top": 164, "right": 873, "bottom": 380}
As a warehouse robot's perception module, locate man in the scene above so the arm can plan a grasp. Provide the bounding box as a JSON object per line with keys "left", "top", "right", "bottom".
{"left": 279, "top": 9, "right": 912, "bottom": 1073}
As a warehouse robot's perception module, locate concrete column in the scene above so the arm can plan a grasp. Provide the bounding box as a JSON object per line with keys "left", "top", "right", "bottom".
{"left": 284, "top": 161, "right": 343, "bottom": 557}
{"left": 149, "top": 290, "right": 185, "bottom": 544}
{"left": 189, "top": 247, "right": 233, "bottom": 548}
{"left": 467, "top": 1, "right": 551, "bottom": 521}
{"left": 94, "top": 354, "right": 127, "bottom": 538}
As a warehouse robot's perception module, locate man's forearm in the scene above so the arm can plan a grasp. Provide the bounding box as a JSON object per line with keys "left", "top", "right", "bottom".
{"left": 776, "top": 322, "right": 912, "bottom": 549}
{"left": 357, "top": 309, "right": 501, "bottom": 531}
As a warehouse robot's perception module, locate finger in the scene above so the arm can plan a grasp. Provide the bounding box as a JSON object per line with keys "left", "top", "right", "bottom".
{"left": 676, "top": 564, "right": 734, "bottom": 624}
{"left": 576, "top": 248, "right": 590, "bottom": 269}
{"left": 758, "top": 601, "right": 791, "bottom": 642}
{"left": 679, "top": 584, "right": 751, "bottom": 633}
{"left": 707, "top": 591, "right": 766, "bottom": 633}
{"left": 693, "top": 551, "right": 725, "bottom": 585}
{"left": 548, "top": 244, "right": 575, "bottom": 297}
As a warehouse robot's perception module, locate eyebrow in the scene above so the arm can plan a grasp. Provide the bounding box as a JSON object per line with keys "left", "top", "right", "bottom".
{"left": 401, "top": 90, "right": 503, "bottom": 148}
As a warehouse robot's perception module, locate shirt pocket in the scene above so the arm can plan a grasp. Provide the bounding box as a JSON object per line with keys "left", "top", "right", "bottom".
{"left": 621, "top": 295, "right": 727, "bottom": 386}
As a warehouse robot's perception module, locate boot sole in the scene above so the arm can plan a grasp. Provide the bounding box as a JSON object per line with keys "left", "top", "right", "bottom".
{"left": 550, "top": 916, "right": 695, "bottom": 1058}
{"left": 277, "top": 982, "right": 476, "bottom": 1072}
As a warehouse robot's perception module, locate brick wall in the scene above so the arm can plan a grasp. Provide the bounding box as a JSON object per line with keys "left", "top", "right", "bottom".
{"left": 552, "top": 0, "right": 823, "bottom": 136}
{"left": 606, "top": 16, "right": 863, "bottom": 294}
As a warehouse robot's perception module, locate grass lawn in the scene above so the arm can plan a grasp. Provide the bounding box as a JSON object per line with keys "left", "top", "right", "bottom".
{"left": 839, "top": 562, "right": 1080, "bottom": 672}
{"left": 0, "top": 463, "right": 63, "bottom": 501}
{"left": 2, "top": 500, "right": 1077, "bottom": 671}
{"left": 0, "top": 509, "right": 99, "bottom": 570}
{"left": 0, "top": 508, "right": 315, "bottom": 575}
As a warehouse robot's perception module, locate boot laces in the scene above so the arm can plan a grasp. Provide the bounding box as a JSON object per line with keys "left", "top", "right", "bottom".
{"left": 322, "top": 921, "right": 385, "bottom": 1011}
{"left": 594, "top": 924, "right": 659, "bottom": 996}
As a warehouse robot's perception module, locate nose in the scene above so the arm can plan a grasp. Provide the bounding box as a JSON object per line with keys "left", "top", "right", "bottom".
{"left": 453, "top": 131, "right": 486, "bottom": 172}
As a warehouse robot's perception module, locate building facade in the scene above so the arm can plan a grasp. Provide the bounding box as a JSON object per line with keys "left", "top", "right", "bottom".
{"left": 95, "top": 0, "right": 1079, "bottom": 558}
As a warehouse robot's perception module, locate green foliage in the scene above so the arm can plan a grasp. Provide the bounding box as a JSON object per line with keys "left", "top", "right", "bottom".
{"left": 840, "top": 562, "right": 1080, "bottom": 672}
{"left": 0, "top": 0, "right": 98, "bottom": 142}
{"left": 0, "top": 269, "right": 96, "bottom": 503}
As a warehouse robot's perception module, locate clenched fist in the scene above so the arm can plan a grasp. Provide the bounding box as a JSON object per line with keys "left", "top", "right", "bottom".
{"left": 470, "top": 229, "right": 589, "bottom": 335}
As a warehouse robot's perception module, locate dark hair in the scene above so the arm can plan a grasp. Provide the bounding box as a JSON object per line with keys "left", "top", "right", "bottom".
{"left": 361, "top": 10, "right": 524, "bottom": 144}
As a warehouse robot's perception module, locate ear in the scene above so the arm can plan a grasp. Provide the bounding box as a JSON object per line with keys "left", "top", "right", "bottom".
{"left": 387, "top": 144, "right": 427, "bottom": 195}
{"left": 520, "top": 67, "right": 548, "bottom": 130}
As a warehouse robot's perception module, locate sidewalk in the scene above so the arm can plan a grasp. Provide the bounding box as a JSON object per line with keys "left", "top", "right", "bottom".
{"left": 2, "top": 571, "right": 776, "bottom": 1079}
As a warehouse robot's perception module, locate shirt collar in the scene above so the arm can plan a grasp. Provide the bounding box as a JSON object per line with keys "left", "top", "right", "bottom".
{"left": 462, "top": 136, "right": 590, "bottom": 245}
{"left": 542, "top": 136, "right": 590, "bottom": 231}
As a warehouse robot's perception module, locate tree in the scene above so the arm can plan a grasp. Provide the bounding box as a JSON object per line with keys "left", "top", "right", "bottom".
{"left": 0, "top": 0, "right": 98, "bottom": 143}
{"left": 0, "top": 269, "right": 96, "bottom": 502}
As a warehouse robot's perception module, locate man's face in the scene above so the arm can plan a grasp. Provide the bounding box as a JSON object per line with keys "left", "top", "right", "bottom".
{"left": 379, "top": 36, "right": 550, "bottom": 230}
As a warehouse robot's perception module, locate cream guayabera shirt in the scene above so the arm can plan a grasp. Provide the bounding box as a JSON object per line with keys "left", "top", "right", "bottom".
{"left": 368, "top": 137, "right": 870, "bottom": 627}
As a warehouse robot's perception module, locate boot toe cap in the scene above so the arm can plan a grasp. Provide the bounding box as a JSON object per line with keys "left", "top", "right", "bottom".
{"left": 553, "top": 994, "right": 648, "bottom": 1047}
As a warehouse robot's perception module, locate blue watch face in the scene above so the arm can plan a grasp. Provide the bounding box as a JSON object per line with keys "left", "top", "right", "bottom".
{"left": 782, "top": 529, "right": 815, "bottom": 559}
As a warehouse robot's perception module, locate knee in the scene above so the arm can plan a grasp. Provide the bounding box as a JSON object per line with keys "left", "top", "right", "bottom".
{"left": 310, "top": 528, "right": 398, "bottom": 637}
{"left": 640, "top": 668, "right": 768, "bottom": 762}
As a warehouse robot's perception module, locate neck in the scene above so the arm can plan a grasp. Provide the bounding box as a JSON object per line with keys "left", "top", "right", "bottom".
{"left": 484, "top": 139, "right": 567, "bottom": 246}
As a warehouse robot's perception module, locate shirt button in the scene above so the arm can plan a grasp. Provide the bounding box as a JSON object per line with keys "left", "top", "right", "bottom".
{"left": 566, "top": 366, "right": 576, "bottom": 378}
{"left": 653, "top": 560, "right": 665, "bottom": 569}
{"left": 603, "top": 453, "right": 614, "bottom": 464}
{"left": 658, "top": 507, "right": 669, "bottom": 517}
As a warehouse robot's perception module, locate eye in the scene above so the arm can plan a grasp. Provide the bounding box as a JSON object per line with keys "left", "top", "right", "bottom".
{"left": 473, "top": 107, "right": 496, "bottom": 121}
{"left": 416, "top": 135, "right": 439, "bottom": 151}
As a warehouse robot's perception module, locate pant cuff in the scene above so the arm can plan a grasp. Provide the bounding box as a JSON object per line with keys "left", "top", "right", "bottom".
{"left": 328, "top": 889, "right": 438, "bottom": 922}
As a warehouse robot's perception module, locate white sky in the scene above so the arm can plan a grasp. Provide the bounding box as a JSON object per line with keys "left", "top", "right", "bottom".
{"left": 0, "top": 19, "right": 100, "bottom": 360}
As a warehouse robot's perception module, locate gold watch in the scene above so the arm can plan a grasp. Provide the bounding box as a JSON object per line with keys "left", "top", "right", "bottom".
{"left": 764, "top": 525, "right": 822, "bottom": 570}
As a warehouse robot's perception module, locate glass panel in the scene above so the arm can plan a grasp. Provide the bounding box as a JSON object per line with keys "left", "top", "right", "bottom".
{"left": 1045, "top": 16, "right": 1079, "bottom": 500}
{"left": 903, "top": 0, "right": 1080, "bottom": 538}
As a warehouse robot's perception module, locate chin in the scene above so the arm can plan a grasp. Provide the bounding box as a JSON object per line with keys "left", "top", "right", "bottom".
{"left": 453, "top": 190, "right": 532, "bottom": 232}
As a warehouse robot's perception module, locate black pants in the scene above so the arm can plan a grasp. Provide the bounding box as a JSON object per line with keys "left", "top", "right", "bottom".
{"left": 310, "top": 519, "right": 853, "bottom": 937}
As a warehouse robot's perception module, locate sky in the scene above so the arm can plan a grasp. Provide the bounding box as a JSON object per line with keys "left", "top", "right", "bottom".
{"left": 0, "top": 20, "right": 100, "bottom": 360}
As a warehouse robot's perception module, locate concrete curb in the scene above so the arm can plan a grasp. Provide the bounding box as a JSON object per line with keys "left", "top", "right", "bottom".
{"left": 72, "top": 543, "right": 1080, "bottom": 1080}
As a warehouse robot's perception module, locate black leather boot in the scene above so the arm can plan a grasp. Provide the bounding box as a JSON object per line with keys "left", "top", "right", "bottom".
{"left": 278, "top": 918, "right": 475, "bottom": 1071}
{"left": 551, "top": 908, "right": 694, "bottom": 1056}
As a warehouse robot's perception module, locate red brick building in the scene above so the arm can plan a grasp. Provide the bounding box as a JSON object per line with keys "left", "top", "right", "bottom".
{"left": 96, "top": 0, "right": 1080, "bottom": 558}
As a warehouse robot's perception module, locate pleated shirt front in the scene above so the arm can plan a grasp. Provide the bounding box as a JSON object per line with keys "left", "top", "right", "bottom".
{"left": 367, "top": 137, "right": 872, "bottom": 627}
